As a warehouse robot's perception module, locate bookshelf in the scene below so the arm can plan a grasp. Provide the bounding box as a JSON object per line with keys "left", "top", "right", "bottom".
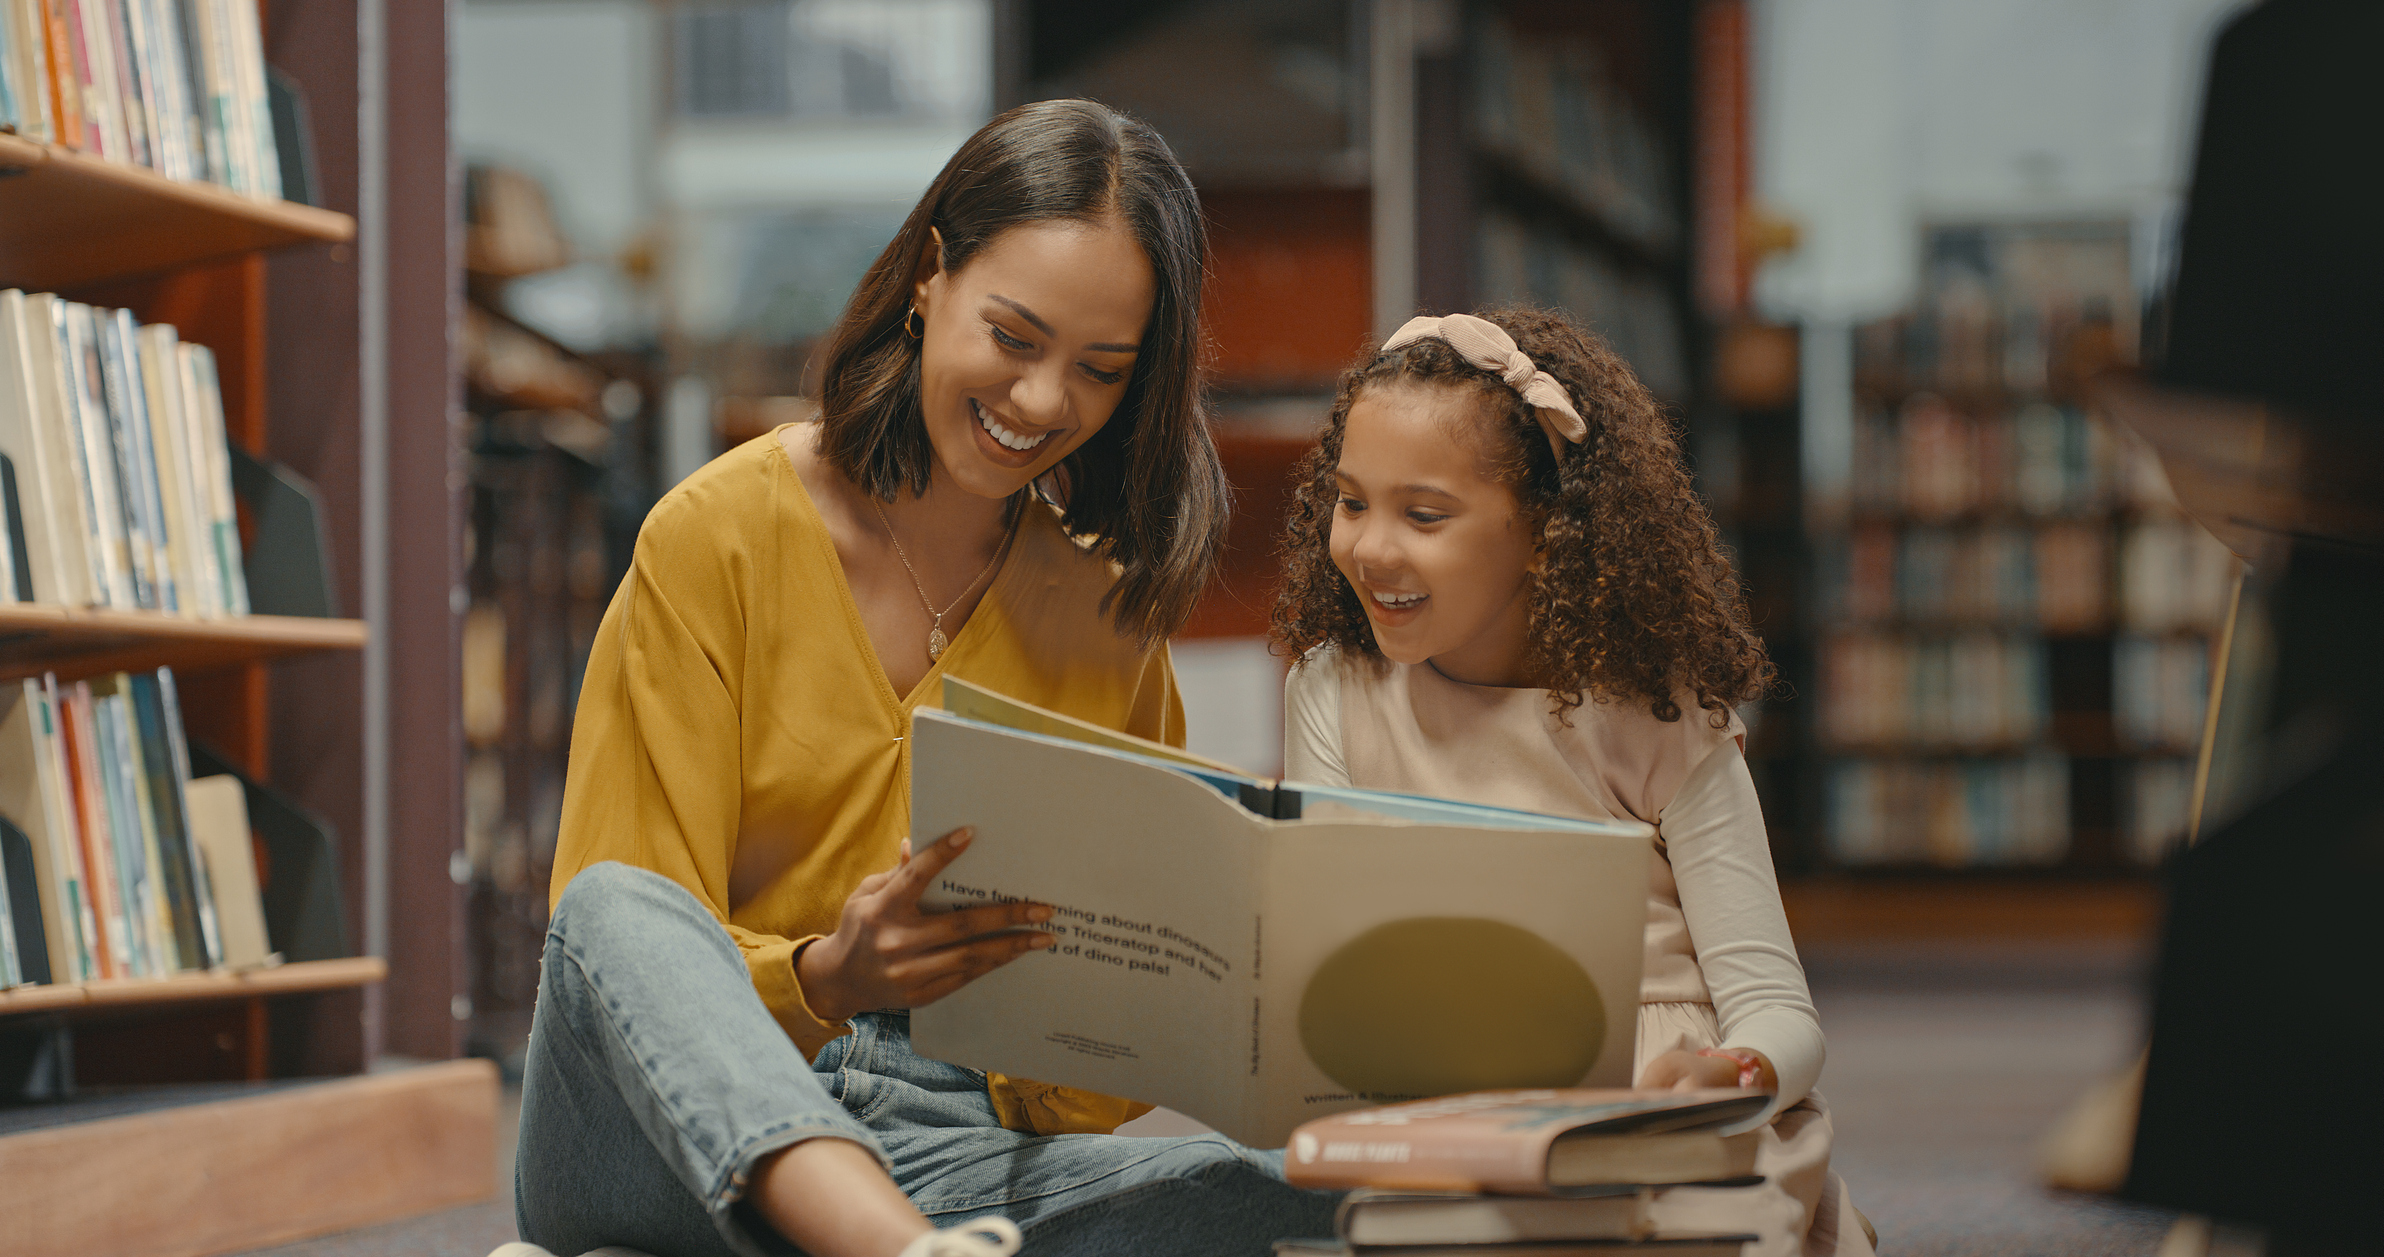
{"left": 0, "top": 3, "right": 373, "bottom": 1082}
{"left": 0, "top": 134, "right": 353, "bottom": 290}
{"left": 1781, "top": 226, "right": 2234, "bottom": 876}
{"left": 0, "top": 604, "right": 364, "bottom": 682}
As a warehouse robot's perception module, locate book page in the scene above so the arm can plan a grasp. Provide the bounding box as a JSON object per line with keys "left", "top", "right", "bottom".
{"left": 1247, "top": 821, "right": 1652, "bottom": 1147}
{"left": 908, "top": 710, "right": 1263, "bottom": 1130}
{"left": 941, "top": 674, "right": 1249, "bottom": 775}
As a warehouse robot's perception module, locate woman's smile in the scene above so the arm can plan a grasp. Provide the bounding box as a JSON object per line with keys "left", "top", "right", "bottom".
{"left": 971, "top": 398, "right": 1057, "bottom": 463}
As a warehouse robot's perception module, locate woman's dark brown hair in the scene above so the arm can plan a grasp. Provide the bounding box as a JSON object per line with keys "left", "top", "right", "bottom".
{"left": 816, "top": 98, "right": 1224, "bottom": 646}
{"left": 1270, "top": 305, "right": 1774, "bottom": 726}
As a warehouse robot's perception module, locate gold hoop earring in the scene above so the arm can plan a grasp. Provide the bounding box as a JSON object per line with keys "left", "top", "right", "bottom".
{"left": 904, "top": 305, "right": 925, "bottom": 340}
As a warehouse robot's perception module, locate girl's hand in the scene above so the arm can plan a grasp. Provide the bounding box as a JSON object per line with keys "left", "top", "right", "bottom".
{"left": 1638, "top": 1047, "right": 1778, "bottom": 1092}
{"left": 795, "top": 827, "right": 1056, "bottom": 1022}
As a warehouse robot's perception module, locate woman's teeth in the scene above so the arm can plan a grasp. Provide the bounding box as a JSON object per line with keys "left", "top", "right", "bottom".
{"left": 1374, "top": 592, "right": 1426, "bottom": 610}
{"left": 975, "top": 400, "right": 1052, "bottom": 452}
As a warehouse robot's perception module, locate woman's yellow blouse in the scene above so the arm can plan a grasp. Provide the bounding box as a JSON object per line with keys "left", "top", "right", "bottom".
{"left": 551, "top": 430, "right": 1183, "bottom": 1136}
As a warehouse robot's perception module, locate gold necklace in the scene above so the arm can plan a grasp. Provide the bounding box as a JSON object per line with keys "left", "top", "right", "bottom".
{"left": 872, "top": 498, "right": 1016, "bottom": 661}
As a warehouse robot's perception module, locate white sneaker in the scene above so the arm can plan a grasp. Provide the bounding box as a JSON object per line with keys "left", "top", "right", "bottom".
{"left": 897, "top": 1216, "right": 1024, "bottom": 1257}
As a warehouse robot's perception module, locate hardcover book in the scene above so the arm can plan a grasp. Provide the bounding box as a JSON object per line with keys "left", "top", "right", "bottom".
{"left": 908, "top": 679, "right": 1655, "bottom": 1147}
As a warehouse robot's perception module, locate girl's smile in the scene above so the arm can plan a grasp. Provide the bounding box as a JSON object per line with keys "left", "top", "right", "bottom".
{"left": 1329, "top": 383, "right": 1541, "bottom": 686}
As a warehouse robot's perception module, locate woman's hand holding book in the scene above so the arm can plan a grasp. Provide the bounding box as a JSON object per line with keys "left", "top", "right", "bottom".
{"left": 795, "top": 827, "right": 1057, "bottom": 1023}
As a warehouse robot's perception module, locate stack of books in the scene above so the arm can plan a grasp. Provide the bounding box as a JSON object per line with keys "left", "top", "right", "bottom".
{"left": 0, "top": 288, "right": 252, "bottom": 617}
{"left": 0, "top": 0, "right": 283, "bottom": 198}
{"left": 1276, "top": 1089, "right": 1769, "bottom": 1256}
{"left": 0, "top": 667, "right": 267, "bottom": 985}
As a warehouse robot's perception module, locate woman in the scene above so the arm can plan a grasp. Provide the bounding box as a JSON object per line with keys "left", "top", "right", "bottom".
{"left": 515, "top": 101, "right": 1338, "bottom": 1257}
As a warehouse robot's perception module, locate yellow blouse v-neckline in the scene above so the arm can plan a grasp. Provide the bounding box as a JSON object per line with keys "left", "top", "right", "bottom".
{"left": 773, "top": 432, "right": 1021, "bottom": 715}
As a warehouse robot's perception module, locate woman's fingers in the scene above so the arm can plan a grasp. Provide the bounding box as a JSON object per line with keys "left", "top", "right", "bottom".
{"left": 880, "top": 827, "right": 975, "bottom": 908}
{"left": 906, "top": 899, "right": 1053, "bottom": 948}
{"left": 889, "top": 930, "right": 1052, "bottom": 994}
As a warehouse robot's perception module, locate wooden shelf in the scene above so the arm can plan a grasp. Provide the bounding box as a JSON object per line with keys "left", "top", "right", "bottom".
{"left": 0, "top": 956, "right": 386, "bottom": 1021}
{"left": 0, "top": 604, "right": 366, "bottom": 683}
{"left": 0, "top": 135, "right": 354, "bottom": 291}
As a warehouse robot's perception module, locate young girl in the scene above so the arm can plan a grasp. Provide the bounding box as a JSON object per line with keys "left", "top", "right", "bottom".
{"left": 1271, "top": 308, "right": 1872, "bottom": 1257}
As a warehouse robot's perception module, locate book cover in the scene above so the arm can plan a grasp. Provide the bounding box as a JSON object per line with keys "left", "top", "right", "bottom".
{"left": 59, "top": 680, "right": 128, "bottom": 977}
{"left": 2, "top": 454, "right": 34, "bottom": 600}
{"left": 0, "top": 815, "right": 50, "bottom": 984}
{"left": 906, "top": 691, "right": 1655, "bottom": 1147}
{"left": 184, "top": 773, "right": 264, "bottom": 966}
{"left": 1283, "top": 1090, "right": 1768, "bottom": 1194}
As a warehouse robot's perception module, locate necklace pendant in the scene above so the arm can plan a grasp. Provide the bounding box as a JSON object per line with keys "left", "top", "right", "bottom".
{"left": 927, "top": 627, "right": 949, "bottom": 661}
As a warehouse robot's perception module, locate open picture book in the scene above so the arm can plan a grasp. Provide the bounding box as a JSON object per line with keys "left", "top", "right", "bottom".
{"left": 907, "top": 678, "right": 1656, "bottom": 1147}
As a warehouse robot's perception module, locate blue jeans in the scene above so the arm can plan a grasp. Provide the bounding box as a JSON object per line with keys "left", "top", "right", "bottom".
{"left": 515, "top": 862, "right": 1339, "bottom": 1256}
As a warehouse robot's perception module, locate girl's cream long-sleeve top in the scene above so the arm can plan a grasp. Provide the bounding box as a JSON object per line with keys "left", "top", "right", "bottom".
{"left": 551, "top": 428, "right": 1181, "bottom": 1136}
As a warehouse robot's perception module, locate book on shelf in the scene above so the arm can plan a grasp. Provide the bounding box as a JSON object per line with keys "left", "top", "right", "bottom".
{"left": 0, "top": 666, "right": 228, "bottom": 984}
{"left": 1825, "top": 755, "right": 2069, "bottom": 867}
{"left": 1817, "top": 632, "right": 2049, "bottom": 750}
{"left": 909, "top": 678, "right": 1655, "bottom": 1147}
{"left": 1281, "top": 1089, "right": 1768, "bottom": 1194}
{"left": 1, "top": 814, "right": 50, "bottom": 983}
{"left": 0, "top": 287, "right": 251, "bottom": 616}
{"left": 0, "top": 0, "right": 279, "bottom": 198}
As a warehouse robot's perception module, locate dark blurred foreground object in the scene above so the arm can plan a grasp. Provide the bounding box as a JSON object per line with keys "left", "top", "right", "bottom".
{"left": 2110, "top": 1, "right": 2384, "bottom": 1251}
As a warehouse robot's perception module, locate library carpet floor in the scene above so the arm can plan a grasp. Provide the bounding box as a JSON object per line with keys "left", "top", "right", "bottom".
{"left": 232, "top": 941, "right": 2178, "bottom": 1257}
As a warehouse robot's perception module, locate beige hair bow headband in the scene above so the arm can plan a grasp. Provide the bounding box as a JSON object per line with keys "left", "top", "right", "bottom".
{"left": 1382, "top": 313, "right": 1588, "bottom": 460}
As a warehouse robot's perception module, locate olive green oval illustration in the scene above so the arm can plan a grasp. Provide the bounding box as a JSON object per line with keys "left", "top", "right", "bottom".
{"left": 1297, "top": 916, "right": 1603, "bottom": 1098}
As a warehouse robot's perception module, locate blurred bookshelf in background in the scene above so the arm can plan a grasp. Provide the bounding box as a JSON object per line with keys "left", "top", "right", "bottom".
{"left": 1807, "top": 221, "right": 2233, "bottom": 874}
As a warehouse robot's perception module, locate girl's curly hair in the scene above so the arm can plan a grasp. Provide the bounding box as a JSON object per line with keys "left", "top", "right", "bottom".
{"left": 1269, "top": 304, "right": 1773, "bottom": 727}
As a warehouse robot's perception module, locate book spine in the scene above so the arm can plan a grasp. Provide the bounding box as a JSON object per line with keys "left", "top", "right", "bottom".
{"left": 0, "top": 291, "right": 70, "bottom": 605}
{"left": 184, "top": 343, "right": 244, "bottom": 613}
{"left": 102, "top": 680, "right": 173, "bottom": 969}
{"left": 59, "top": 304, "right": 133, "bottom": 607}
{"left": 138, "top": 322, "right": 209, "bottom": 617}
{"left": 0, "top": 4, "right": 21, "bottom": 132}
{"left": 88, "top": 681, "right": 155, "bottom": 973}
{"left": 0, "top": 792, "right": 18, "bottom": 985}
{"left": 105, "top": 0, "right": 151, "bottom": 169}
{"left": 3, "top": 677, "right": 84, "bottom": 981}
{"left": 128, "top": 670, "right": 203, "bottom": 968}
{"left": 60, "top": 681, "right": 126, "bottom": 977}
{"left": 41, "top": 0, "right": 82, "bottom": 151}
{"left": 167, "top": 343, "right": 223, "bottom": 615}
{"left": 170, "top": 0, "right": 214, "bottom": 183}
{"left": 33, "top": 677, "right": 100, "bottom": 979}
{"left": 93, "top": 310, "right": 164, "bottom": 610}
{"left": 10, "top": 0, "right": 56, "bottom": 142}
{"left": 146, "top": 0, "right": 191, "bottom": 179}
{"left": 67, "top": 0, "right": 118, "bottom": 160}
{"left": 28, "top": 295, "right": 100, "bottom": 607}
{"left": 226, "top": 0, "right": 267, "bottom": 197}
{"left": 153, "top": 668, "right": 215, "bottom": 964}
